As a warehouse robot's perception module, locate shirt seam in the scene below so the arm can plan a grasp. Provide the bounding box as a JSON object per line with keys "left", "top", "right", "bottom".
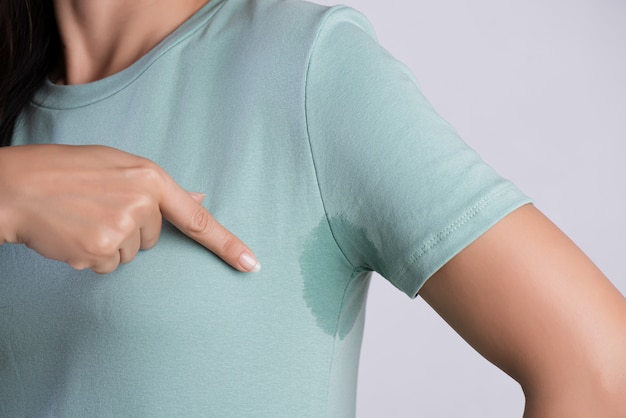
{"left": 302, "top": 7, "right": 365, "bottom": 418}
{"left": 302, "top": 5, "right": 364, "bottom": 274}
{"left": 322, "top": 268, "right": 365, "bottom": 418}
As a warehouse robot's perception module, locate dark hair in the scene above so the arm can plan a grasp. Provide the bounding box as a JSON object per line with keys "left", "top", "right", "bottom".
{"left": 0, "top": 1, "right": 60, "bottom": 147}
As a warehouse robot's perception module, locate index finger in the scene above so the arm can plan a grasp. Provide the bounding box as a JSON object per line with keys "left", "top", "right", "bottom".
{"left": 158, "top": 175, "right": 261, "bottom": 273}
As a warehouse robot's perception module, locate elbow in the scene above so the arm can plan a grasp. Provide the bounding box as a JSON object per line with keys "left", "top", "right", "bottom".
{"left": 520, "top": 350, "right": 626, "bottom": 418}
{"left": 590, "top": 364, "right": 626, "bottom": 417}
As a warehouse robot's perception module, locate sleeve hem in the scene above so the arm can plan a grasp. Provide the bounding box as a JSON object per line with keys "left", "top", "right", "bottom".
{"left": 391, "top": 184, "right": 532, "bottom": 298}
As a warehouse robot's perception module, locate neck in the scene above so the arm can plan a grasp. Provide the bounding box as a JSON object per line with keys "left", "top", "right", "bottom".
{"left": 53, "top": 0, "right": 209, "bottom": 85}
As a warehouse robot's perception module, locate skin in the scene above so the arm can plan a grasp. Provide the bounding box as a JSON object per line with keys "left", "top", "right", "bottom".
{"left": 3, "top": 0, "right": 625, "bottom": 415}
{"left": 0, "top": 144, "right": 260, "bottom": 274}
{"left": 0, "top": 0, "right": 260, "bottom": 274}
{"left": 52, "top": 0, "right": 211, "bottom": 84}
{"left": 421, "top": 204, "right": 626, "bottom": 417}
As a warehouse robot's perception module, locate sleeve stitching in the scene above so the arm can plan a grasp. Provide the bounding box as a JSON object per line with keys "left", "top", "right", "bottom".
{"left": 393, "top": 184, "right": 529, "bottom": 295}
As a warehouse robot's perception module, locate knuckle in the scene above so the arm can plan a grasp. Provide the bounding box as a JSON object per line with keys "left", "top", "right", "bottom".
{"left": 126, "top": 159, "right": 166, "bottom": 187}
{"left": 209, "top": 228, "right": 242, "bottom": 260}
{"left": 140, "top": 235, "right": 160, "bottom": 250}
{"left": 128, "top": 192, "right": 157, "bottom": 220}
{"left": 219, "top": 235, "right": 239, "bottom": 257}
{"left": 188, "top": 207, "right": 213, "bottom": 234}
{"left": 140, "top": 217, "right": 162, "bottom": 250}
{"left": 84, "top": 229, "right": 121, "bottom": 258}
{"left": 130, "top": 190, "right": 154, "bottom": 208}
{"left": 112, "top": 212, "right": 136, "bottom": 235}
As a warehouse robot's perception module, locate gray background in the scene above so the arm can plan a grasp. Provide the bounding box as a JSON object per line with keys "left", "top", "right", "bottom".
{"left": 314, "top": 0, "right": 626, "bottom": 416}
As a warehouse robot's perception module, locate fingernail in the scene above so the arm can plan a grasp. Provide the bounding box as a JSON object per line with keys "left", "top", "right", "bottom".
{"left": 239, "top": 252, "right": 261, "bottom": 273}
{"left": 189, "top": 192, "right": 207, "bottom": 203}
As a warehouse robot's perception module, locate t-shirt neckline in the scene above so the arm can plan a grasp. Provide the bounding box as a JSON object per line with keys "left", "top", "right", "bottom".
{"left": 31, "top": 0, "right": 227, "bottom": 110}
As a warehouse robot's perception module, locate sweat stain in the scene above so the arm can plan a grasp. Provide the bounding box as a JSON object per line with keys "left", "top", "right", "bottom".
{"left": 299, "top": 215, "right": 384, "bottom": 339}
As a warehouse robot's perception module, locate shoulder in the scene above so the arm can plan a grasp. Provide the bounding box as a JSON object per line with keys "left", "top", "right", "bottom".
{"left": 213, "top": 0, "right": 377, "bottom": 59}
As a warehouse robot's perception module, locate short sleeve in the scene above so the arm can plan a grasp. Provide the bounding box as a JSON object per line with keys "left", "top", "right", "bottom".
{"left": 304, "top": 7, "right": 531, "bottom": 298}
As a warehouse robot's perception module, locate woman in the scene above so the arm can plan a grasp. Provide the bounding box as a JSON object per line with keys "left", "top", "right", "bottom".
{"left": 1, "top": 1, "right": 625, "bottom": 417}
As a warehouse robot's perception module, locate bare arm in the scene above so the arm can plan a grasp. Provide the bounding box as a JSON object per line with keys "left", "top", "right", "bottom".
{"left": 0, "top": 144, "right": 260, "bottom": 274}
{"left": 420, "top": 204, "right": 626, "bottom": 417}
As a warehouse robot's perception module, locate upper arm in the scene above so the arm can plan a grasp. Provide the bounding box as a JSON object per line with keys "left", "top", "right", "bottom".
{"left": 305, "top": 8, "right": 531, "bottom": 295}
{"left": 419, "top": 204, "right": 626, "bottom": 415}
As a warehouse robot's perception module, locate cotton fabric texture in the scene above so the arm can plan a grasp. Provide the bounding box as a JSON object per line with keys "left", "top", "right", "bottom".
{"left": 0, "top": 0, "right": 530, "bottom": 416}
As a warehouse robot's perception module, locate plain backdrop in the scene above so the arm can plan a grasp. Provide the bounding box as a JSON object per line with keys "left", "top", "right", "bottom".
{"left": 314, "top": 0, "right": 626, "bottom": 417}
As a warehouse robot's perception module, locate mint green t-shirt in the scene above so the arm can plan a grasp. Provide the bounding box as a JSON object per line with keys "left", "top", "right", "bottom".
{"left": 1, "top": 0, "right": 530, "bottom": 416}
